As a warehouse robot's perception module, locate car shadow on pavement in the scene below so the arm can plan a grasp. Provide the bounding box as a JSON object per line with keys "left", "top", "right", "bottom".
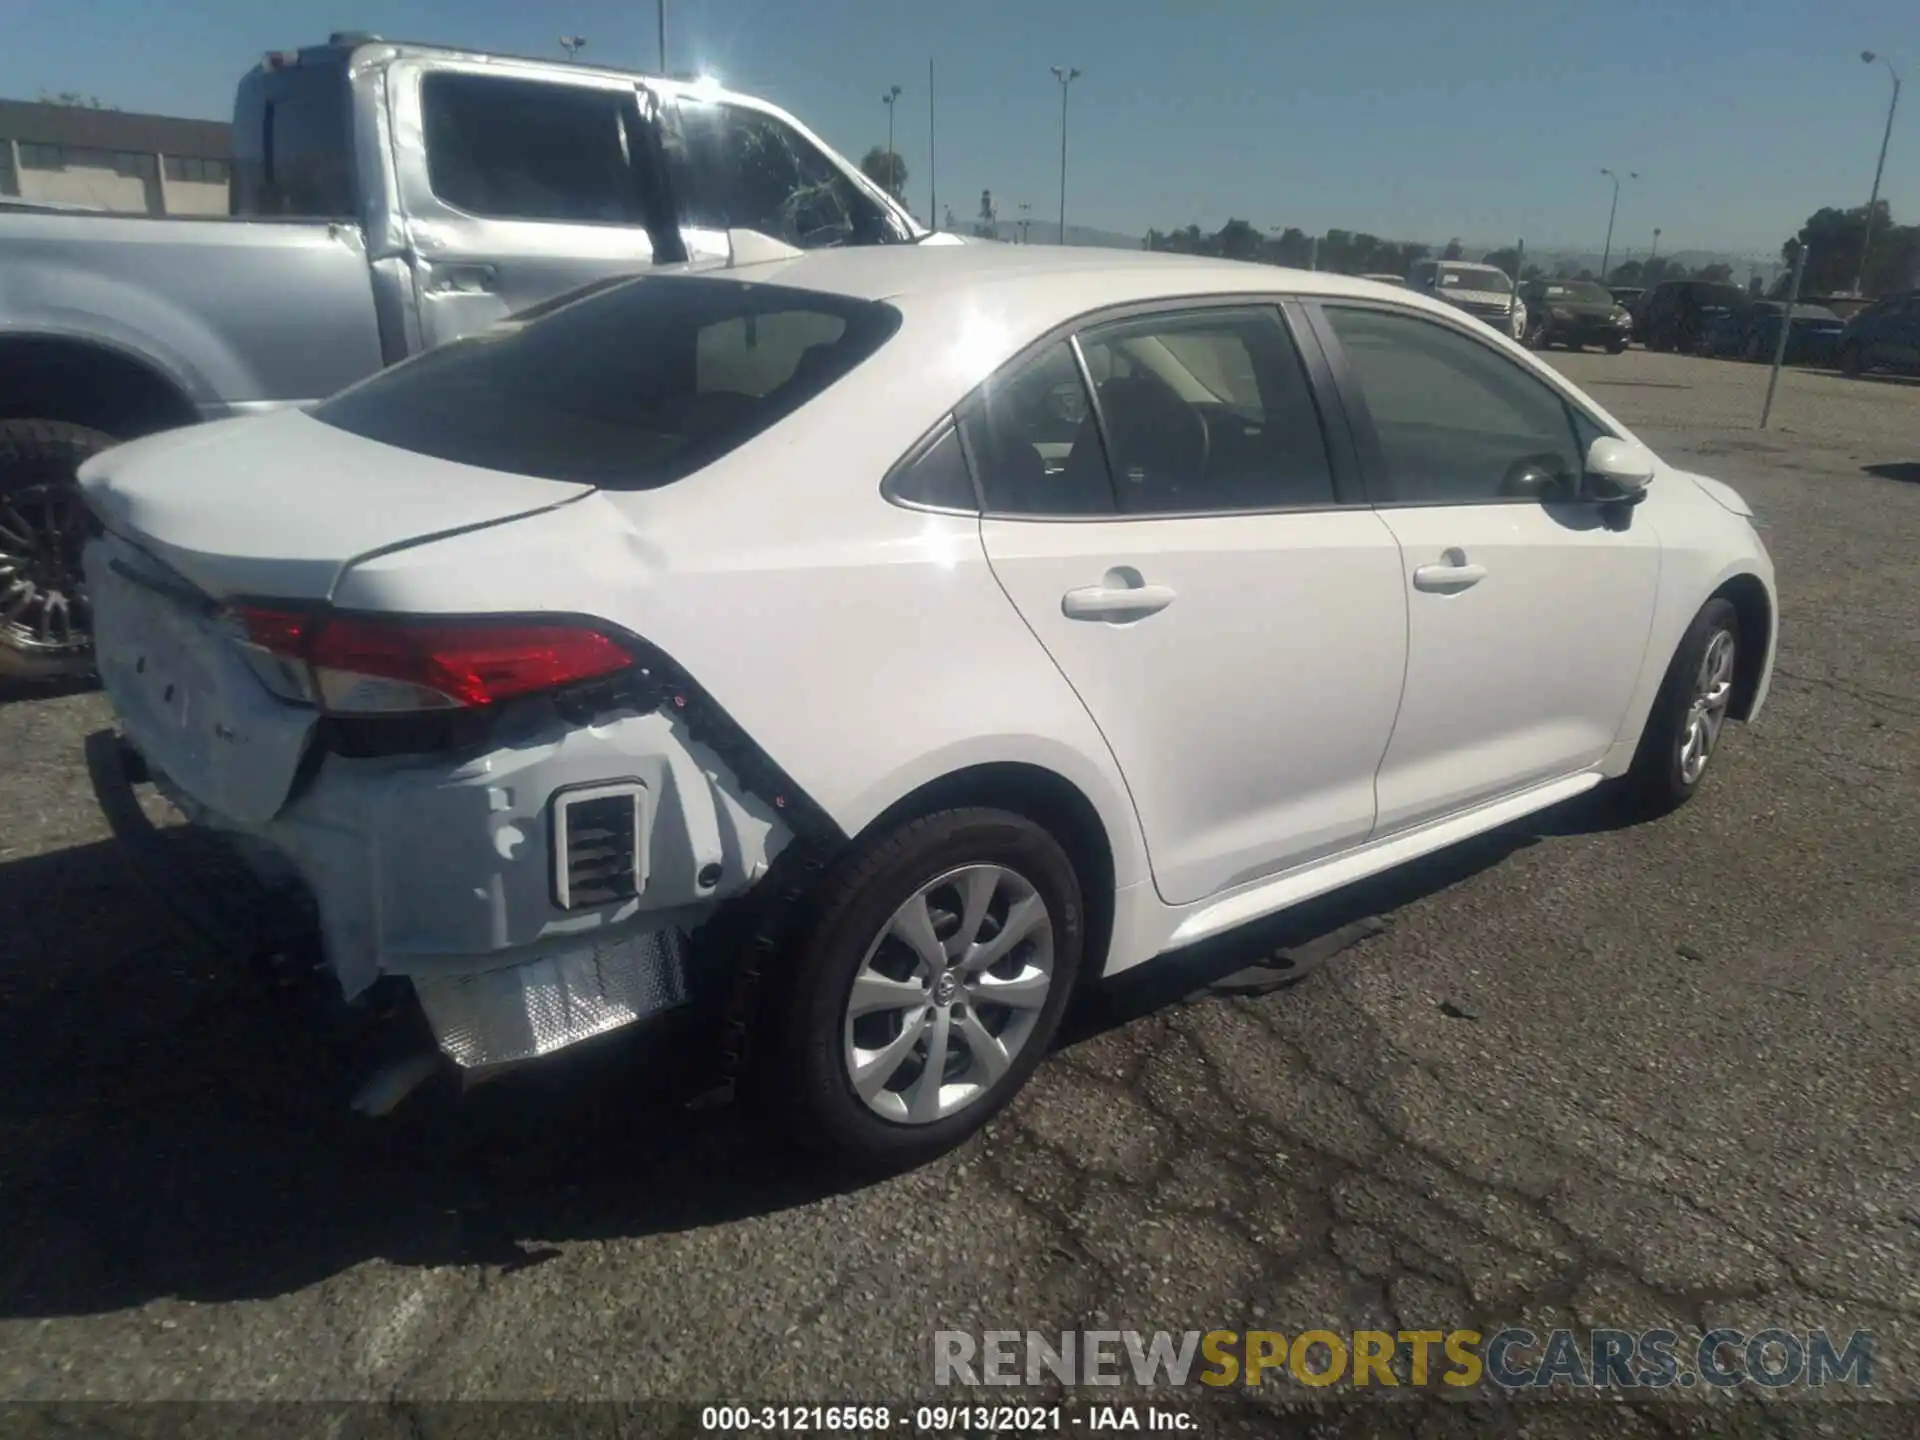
{"left": 1862, "top": 462, "right": 1920, "bottom": 485}
{"left": 0, "top": 674, "right": 98, "bottom": 707}
{"left": 0, "top": 787, "right": 1635, "bottom": 1318}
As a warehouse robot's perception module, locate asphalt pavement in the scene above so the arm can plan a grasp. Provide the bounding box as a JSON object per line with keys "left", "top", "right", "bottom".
{"left": 0, "top": 347, "right": 1915, "bottom": 1437}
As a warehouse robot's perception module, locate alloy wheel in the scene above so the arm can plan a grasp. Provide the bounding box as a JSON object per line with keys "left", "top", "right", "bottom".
{"left": 842, "top": 863, "right": 1054, "bottom": 1124}
{"left": 1679, "top": 628, "right": 1736, "bottom": 786}
{"left": 0, "top": 483, "right": 91, "bottom": 657}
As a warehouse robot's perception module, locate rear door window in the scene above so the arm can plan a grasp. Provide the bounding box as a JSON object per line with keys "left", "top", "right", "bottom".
{"left": 420, "top": 72, "right": 653, "bottom": 224}
{"left": 312, "top": 276, "right": 900, "bottom": 487}
{"left": 1075, "top": 308, "right": 1336, "bottom": 513}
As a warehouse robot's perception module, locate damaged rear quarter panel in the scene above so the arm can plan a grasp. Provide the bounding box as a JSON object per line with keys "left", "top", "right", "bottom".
{"left": 269, "top": 705, "right": 789, "bottom": 998}
{"left": 330, "top": 423, "right": 1152, "bottom": 898}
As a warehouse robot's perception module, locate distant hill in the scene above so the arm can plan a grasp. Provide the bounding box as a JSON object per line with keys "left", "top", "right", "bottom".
{"left": 935, "top": 219, "right": 1144, "bottom": 249}
{"left": 1460, "top": 242, "right": 1785, "bottom": 283}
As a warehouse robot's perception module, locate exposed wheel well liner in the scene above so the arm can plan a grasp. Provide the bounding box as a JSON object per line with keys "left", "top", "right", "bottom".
{"left": 1713, "top": 572, "right": 1771, "bottom": 722}
{"left": 859, "top": 762, "right": 1117, "bottom": 984}
{"left": 0, "top": 336, "right": 198, "bottom": 439}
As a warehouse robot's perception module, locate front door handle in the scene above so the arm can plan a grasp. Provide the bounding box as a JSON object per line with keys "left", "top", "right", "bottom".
{"left": 1412, "top": 548, "right": 1487, "bottom": 593}
{"left": 1062, "top": 579, "right": 1177, "bottom": 622}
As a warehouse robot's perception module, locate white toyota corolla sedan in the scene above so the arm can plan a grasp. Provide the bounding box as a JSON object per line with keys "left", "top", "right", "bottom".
{"left": 78, "top": 243, "right": 1775, "bottom": 1168}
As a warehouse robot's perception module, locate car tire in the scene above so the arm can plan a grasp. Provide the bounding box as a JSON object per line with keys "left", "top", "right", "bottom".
{"left": 1606, "top": 338, "right": 1627, "bottom": 354}
{"left": 0, "top": 419, "right": 113, "bottom": 682}
{"left": 1838, "top": 341, "right": 1864, "bottom": 377}
{"left": 763, "top": 807, "right": 1084, "bottom": 1171}
{"left": 1620, "top": 597, "right": 1741, "bottom": 817}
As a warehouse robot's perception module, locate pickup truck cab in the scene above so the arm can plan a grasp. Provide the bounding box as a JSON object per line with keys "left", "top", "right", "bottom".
{"left": 0, "top": 33, "right": 932, "bottom": 677}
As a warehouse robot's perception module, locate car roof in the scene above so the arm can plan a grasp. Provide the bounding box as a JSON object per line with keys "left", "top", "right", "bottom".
{"left": 698, "top": 243, "right": 1428, "bottom": 322}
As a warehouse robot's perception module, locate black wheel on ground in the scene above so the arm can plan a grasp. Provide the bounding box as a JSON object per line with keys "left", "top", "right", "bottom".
{"left": 761, "top": 806, "right": 1084, "bottom": 1171}
{"left": 1606, "top": 338, "right": 1627, "bottom": 354}
{"left": 1619, "top": 597, "right": 1741, "bottom": 817}
{"left": 1838, "top": 341, "right": 1865, "bottom": 377}
{"left": 0, "top": 419, "right": 113, "bottom": 682}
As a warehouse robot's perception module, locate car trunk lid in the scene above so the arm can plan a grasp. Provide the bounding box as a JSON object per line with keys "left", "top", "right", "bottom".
{"left": 80, "top": 410, "right": 594, "bottom": 826}
{"left": 79, "top": 409, "right": 594, "bottom": 603}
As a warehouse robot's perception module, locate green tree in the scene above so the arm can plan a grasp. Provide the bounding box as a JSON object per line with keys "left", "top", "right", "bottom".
{"left": 1782, "top": 201, "right": 1919, "bottom": 295}
{"left": 1693, "top": 261, "right": 1733, "bottom": 284}
{"left": 1270, "top": 226, "right": 1312, "bottom": 267}
{"left": 1213, "top": 218, "right": 1263, "bottom": 261}
{"left": 1441, "top": 237, "right": 1464, "bottom": 261}
{"left": 1608, "top": 259, "right": 1644, "bottom": 284}
{"left": 1481, "top": 247, "right": 1521, "bottom": 278}
{"left": 859, "top": 146, "right": 908, "bottom": 201}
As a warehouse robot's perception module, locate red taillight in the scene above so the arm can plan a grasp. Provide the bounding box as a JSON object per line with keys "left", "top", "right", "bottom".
{"left": 232, "top": 607, "right": 633, "bottom": 714}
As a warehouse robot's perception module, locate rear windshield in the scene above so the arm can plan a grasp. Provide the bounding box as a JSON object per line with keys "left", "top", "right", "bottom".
{"left": 231, "top": 57, "right": 357, "bottom": 218}
{"left": 1539, "top": 282, "right": 1612, "bottom": 304}
{"left": 312, "top": 276, "right": 901, "bottom": 487}
{"left": 1439, "top": 266, "right": 1511, "bottom": 292}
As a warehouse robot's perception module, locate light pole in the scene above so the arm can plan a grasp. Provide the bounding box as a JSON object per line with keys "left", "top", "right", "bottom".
{"left": 1599, "top": 167, "right": 1638, "bottom": 281}
{"left": 1018, "top": 201, "right": 1032, "bottom": 244}
{"left": 882, "top": 85, "right": 902, "bottom": 201}
{"left": 1050, "top": 65, "right": 1080, "bottom": 244}
{"left": 656, "top": 0, "right": 667, "bottom": 72}
{"left": 1854, "top": 51, "right": 1902, "bottom": 295}
{"left": 1650, "top": 226, "right": 1661, "bottom": 265}
{"left": 558, "top": 34, "right": 586, "bottom": 61}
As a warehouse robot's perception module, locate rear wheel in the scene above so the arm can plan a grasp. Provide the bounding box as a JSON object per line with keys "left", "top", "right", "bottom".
{"left": 1621, "top": 598, "right": 1740, "bottom": 816}
{"left": 1839, "top": 341, "right": 1865, "bottom": 377}
{"left": 1606, "top": 337, "right": 1627, "bottom": 354}
{"left": 764, "top": 807, "right": 1084, "bottom": 1171}
{"left": 0, "top": 419, "right": 112, "bottom": 682}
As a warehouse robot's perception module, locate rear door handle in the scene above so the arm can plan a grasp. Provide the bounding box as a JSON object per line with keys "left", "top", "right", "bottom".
{"left": 1412, "top": 549, "right": 1487, "bottom": 592}
{"left": 1061, "top": 582, "right": 1177, "bottom": 622}
{"left": 428, "top": 263, "right": 499, "bottom": 295}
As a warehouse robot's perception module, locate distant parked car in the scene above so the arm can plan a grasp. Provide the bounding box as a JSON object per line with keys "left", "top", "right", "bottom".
{"left": 1836, "top": 290, "right": 1920, "bottom": 377}
{"left": 1800, "top": 292, "right": 1873, "bottom": 323}
{"left": 1640, "top": 280, "right": 1750, "bottom": 354}
{"left": 1608, "top": 285, "right": 1646, "bottom": 311}
{"left": 1703, "top": 302, "right": 1846, "bottom": 365}
{"left": 1407, "top": 259, "right": 1519, "bottom": 337}
{"left": 1518, "top": 279, "right": 1633, "bottom": 352}
{"left": 1359, "top": 273, "right": 1407, "bottom": 287}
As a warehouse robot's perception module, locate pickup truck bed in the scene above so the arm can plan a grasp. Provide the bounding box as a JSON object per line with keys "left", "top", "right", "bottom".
{"left": 1, "top": 211, "right": 387, "bottom": 421}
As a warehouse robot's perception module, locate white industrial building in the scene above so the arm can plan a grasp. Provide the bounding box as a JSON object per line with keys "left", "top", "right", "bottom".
{"left": 0, "top": 98, "right": 230, "bottom": 215}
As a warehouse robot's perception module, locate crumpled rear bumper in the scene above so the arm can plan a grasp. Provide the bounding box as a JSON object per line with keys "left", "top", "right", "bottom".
{"left": 85, "top": 700, "right": 797, "bottom": 1073}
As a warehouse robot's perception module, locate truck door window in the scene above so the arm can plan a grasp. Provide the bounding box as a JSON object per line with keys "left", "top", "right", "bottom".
{"left": 666, "top": 101, "right": 901, "bottom": 247}
{"left": 420, "top": 72, "right": 652, "bottom": 225}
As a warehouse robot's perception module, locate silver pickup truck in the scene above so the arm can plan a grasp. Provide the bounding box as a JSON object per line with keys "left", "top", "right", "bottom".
{"left": 0, "top": 33, "right": 934, "bottom": 678}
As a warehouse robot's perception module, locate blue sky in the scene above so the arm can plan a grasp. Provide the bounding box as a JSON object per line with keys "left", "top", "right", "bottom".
{"left": 4, "top": 0, "right": 1914, "bottom": 257}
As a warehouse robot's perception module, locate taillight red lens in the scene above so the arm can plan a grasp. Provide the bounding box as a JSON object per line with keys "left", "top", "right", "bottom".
{"left": 230, "top": 607, "right": 633, "bottom": 713}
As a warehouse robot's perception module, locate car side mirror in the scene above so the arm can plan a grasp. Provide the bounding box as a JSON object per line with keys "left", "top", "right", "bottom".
{"left": 1583, "top": 437, "right": 1654, "bottom": 503}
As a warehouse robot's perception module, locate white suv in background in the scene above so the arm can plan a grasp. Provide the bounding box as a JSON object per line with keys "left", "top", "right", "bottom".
{"left": 1410, "top": 258, "right": 1524, "bottom": 340}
